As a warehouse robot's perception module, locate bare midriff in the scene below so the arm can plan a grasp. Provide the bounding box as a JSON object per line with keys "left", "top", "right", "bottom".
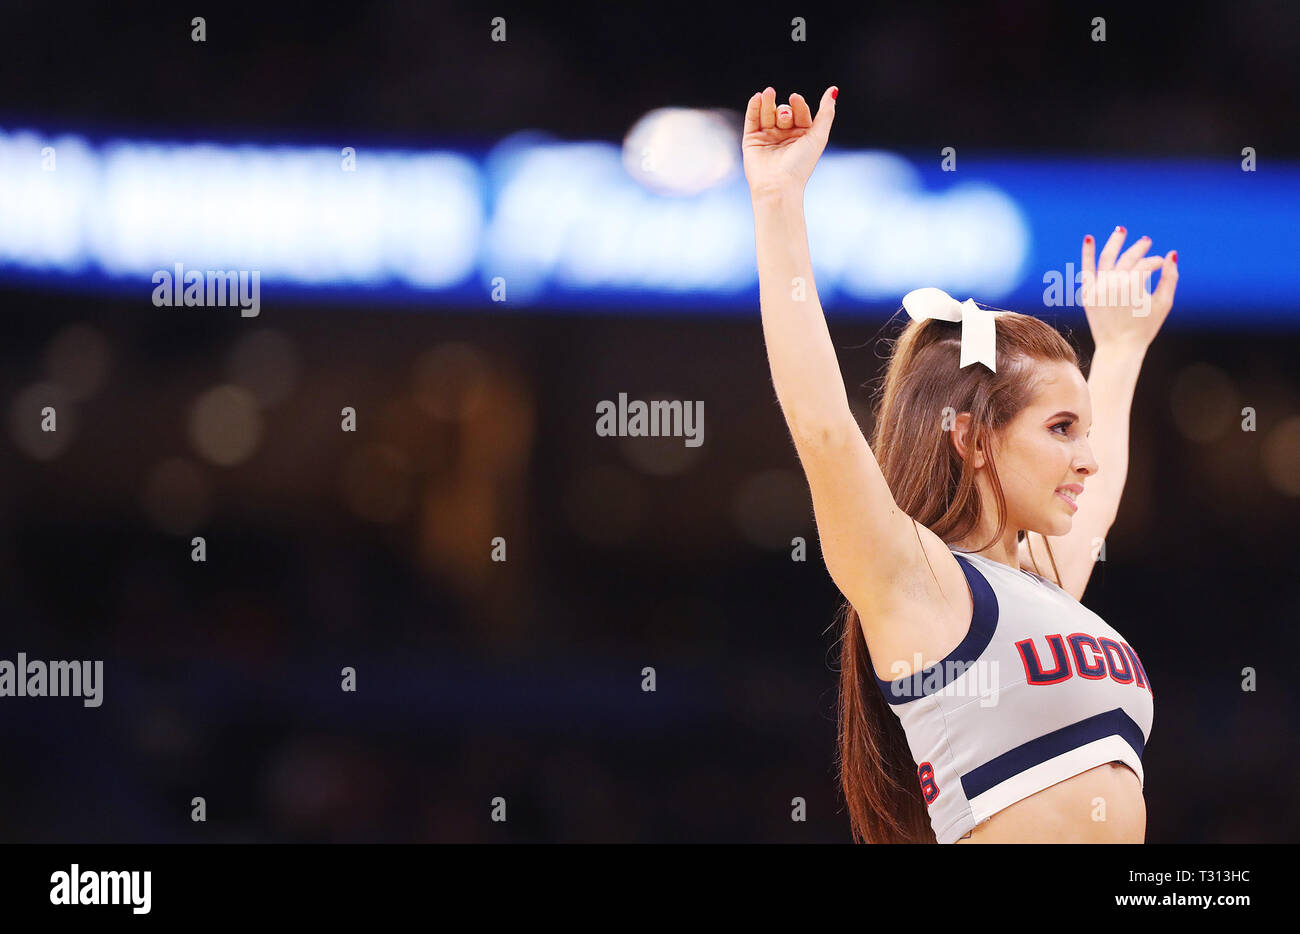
{"left": 952, "top": 761, "right": 1145, "bottom": 843}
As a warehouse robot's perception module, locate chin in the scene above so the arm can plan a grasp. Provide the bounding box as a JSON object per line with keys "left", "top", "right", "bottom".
{"left": 1047, "top": 514, "right": 1073, "bottom": 535}
{"left": 1030, "top": 513, "right": 1073, "bottom": 538}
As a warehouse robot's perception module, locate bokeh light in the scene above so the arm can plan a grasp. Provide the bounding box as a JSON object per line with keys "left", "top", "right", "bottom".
{"left": 412, "top": 342, "right": 490, "bottom": 421}
{"left": 188, "top": 385, "right": 263, "bottom": 466}
{"left": 44, "top": 323, "right": 112, "bottom": 401}
{"left": 226, "top": 329, "right": 301, "bottom": 407}
{"left": 621, "top": 107, "right": 741, "bottom": 196}
{"left": 9, "top": 381, "right": 75, "bottom": 460}
{"left": 1261, "top": 415, "right": 1300, "bottom": 496}
{"left": 731, "top": 468, "right": 811, "bottom": 549}
{"left": 1169, "top": 363, "right": 1237, "bottom": 443}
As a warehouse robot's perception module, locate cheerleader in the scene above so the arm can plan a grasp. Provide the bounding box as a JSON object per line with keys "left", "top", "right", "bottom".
{"left": 743, "top": 86, "right": 1179, "bottom": 843}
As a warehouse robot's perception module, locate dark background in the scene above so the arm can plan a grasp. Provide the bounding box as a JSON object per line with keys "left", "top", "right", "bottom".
{"left": 1, "top": 1, "right": 1297, "bottom": 842}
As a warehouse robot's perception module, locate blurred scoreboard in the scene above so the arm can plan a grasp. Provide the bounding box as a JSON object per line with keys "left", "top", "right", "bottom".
{"left": 2, "top": 120, "right": 1297, "bottom": 325}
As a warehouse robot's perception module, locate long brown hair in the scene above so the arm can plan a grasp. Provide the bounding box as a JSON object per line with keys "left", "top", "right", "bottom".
{"left": 837, "top": 308, "right": 1081, "bottom": 843}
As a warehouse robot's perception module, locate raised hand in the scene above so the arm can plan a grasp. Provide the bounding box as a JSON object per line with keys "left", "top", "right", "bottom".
{"left": 1080, "top": 226, "right": 1179, "bottom": 351}
{"left": 742, "top": 86, "right": 837, "bottom": 199}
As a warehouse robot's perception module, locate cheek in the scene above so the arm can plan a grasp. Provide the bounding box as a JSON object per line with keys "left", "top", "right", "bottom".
{"left": 1028, "top": 439, "right": 1070, "bottom": 491}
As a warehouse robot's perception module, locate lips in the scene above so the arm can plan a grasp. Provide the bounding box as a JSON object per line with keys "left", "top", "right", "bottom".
{"left": 1056, "top": 483, "right": 1083, "bottom": 509}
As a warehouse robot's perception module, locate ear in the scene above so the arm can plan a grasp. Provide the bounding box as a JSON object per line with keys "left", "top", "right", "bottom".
{"left": 950, "top": 412, "right": 986, "bottom": 469}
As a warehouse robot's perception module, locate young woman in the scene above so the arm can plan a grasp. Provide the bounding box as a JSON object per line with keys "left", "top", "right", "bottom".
{"left": 743, "top": 86, "right": 1180, "bottom": 843}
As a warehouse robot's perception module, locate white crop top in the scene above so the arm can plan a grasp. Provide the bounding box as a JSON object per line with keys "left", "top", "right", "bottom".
{"left": 874, "top": 545, "right": 1154, "bottom": 843}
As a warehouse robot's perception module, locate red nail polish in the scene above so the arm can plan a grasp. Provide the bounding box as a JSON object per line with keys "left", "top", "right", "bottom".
{"left": 1117, "top": 226, "right": 1126, "bottom": 234}
{"left": 831, "top": 87, "right": 838, "bottom": 100}
{"left": 1171, "top": 251, "right": 1178, "bottom": 263}
{"left": 1084, "top": 235, "right": 1093, "bottom": 244}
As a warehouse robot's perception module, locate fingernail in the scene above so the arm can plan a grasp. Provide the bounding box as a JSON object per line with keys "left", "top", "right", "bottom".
{"left": 1117, "top": 225, "right": 1126, "bottom": 234}
{"left": 1140, "top": 235, "right": 1150, "bottom": 241}
{"left": 831, "top": 87, "right": 838, "bottom": 100}
{"left": 1084, "top": 235, "right": 1093, "bottom": 244}
{"left": 1171, "top": 250, "right": 1178, "bottom": 263}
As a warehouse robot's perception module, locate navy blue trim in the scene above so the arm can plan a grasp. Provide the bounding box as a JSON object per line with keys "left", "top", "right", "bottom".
{"left": 873, "top": 554, "right": 999, "bottom": 705}
{"left": 959, "top": 707, "right": 1146, "bottom": 800}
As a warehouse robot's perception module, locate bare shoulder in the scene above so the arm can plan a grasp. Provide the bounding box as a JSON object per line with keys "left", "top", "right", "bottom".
{"left": 904, "top": 522, "right": 970, "bottom": 604}
{"left": 857, "top": 521, "right": 974, "bottom": 682}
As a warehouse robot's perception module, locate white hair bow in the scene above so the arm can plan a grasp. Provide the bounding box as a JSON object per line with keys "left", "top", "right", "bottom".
{"left": 901, "top": 287, "right": 999, "bottom": 373}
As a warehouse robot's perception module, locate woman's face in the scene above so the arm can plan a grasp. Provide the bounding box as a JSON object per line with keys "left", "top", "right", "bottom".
{"left": 964, "top": 361, "right": 1100, "bottom": 537}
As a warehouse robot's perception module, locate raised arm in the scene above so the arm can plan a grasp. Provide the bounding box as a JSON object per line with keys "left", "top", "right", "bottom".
{"left": 1022, "top": 226, "right": 1179, "bottom": 599}
{"left": 1022, "top": 342, "right": 1147, "bottom": 599}
{"left": 743, "top": 86, "right": 922, "bottom": 622}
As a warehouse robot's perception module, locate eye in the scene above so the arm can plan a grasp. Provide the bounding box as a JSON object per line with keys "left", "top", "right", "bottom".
{"left": 1051, "top": 421, "right": 1072, "bottom": 435}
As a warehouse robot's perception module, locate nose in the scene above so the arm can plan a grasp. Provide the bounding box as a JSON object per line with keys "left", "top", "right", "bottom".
{"left": 1075, "top": 437, "right": 1100, "bottom": 477}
